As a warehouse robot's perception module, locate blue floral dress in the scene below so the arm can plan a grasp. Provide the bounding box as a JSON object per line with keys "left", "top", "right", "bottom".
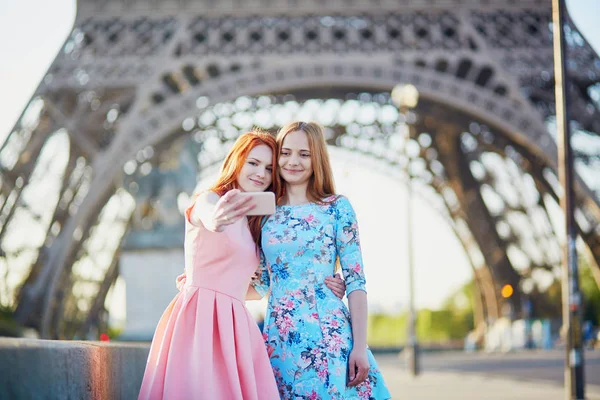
{"left": 252, "top": 196, "right": 391, "bottom": 400}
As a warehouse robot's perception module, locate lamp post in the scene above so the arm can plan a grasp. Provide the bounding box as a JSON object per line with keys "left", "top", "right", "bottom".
{"left": 391, "top": 84, "right": 420, "bottom": 377}
{"left": 552, "top": 0, "right": 585, "bottom": 398}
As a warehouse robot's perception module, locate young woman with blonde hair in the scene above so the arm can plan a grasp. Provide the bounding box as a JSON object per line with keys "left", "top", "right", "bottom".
{"left": 250, "top": 121, "right": 391, "bottom": 399}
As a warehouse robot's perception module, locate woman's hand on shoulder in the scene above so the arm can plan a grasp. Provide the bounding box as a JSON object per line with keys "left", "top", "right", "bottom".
{"left": 324, "top": 273, "right": 346, "bottom": 299}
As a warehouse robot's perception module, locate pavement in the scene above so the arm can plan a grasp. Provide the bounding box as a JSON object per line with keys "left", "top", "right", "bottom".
{"left": 376, "top": 351, "right": 600, "bottom": 399}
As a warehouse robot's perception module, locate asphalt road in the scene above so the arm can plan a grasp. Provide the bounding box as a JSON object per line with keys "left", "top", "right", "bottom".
{"left": 374, "top": 349, "right": 600, "bottom": 387}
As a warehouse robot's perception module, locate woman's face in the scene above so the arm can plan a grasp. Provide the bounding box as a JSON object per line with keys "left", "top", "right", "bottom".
{"left": 279, "top": 130, "right": 313, "bottom": 185}
{"left": 237, "top": 144, "right": 273, "bottom": 192}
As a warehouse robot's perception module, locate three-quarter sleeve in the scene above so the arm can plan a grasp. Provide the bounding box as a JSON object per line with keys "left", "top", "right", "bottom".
{"left": 250, "top": 248, "right": 271, "bottom": 297}
{"left": 334, "top": 196, "right": 367, "bottom": 295}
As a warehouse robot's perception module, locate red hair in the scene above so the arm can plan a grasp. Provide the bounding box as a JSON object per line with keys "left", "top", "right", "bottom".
{"left": 208, "top": 131, "right": 279, "bottom": 245}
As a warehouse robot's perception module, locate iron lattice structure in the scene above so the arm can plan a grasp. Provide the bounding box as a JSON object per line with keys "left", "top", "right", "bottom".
{"left": 1, "top": 0, "right": 600, "bottom": 338}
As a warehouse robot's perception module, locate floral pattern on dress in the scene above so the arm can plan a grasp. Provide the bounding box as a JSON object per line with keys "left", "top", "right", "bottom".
{"left": 252, "top": 196, "right": 391, "bottom": 400}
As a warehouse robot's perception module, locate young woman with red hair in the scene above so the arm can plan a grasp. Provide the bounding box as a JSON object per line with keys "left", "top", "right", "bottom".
{"left": 138, "top": 131, "right": 281, "bottom": 400}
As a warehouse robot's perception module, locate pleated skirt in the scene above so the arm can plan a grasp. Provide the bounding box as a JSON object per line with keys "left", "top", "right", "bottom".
{"left": 138, "top": 286, "right": 279, "bottom": 400}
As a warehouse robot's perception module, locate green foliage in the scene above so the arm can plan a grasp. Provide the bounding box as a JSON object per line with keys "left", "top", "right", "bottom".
{"left": 367, "top": 307, "right": 475, "bottom": 347}
{"left": 368, "top": 280, "right": 475, "bottom": 347}
{"left": 368, "top": 312, "right": 406, "bottom": 347}
{"left": 526, "top": 256, "right": 600, "bottom": 323}
{"left": 106, "top": 326, "right": 124, "bottom": 340}
{"left": 366, "top": 257, "right": 600, "bottom": 348}
{"left": 580, "top": 262, "right": 600, "bottom": 325}
{"left": 530, "top": 278, "right": 562, "bottom": 319}
{"left": 0, "top": 306, "right": 23, "bottom": 337}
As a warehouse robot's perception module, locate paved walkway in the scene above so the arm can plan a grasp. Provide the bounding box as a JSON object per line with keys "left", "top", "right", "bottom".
{"left": 378, "top": 356, "right": 600, "bottom": 399}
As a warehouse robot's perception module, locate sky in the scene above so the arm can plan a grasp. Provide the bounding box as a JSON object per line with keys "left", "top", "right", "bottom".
{"left": 0, "top": 0, "right": 599, "bottom": 314}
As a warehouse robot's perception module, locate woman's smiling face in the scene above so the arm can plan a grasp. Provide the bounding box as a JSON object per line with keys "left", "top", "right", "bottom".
{"left": 278, "top": 130, "right": 313, "bottom": 185}
{"left": 236, "top": 144, "right": 273, "bottom": 192}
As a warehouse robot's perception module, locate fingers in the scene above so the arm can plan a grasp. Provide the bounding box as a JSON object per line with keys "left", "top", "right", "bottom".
{"left": 221, "top": 189, "right": 241, "bottom": 202}
{"left": 325, "top": 277, "right": 344, "bottom": 287}
{"left": 219, "top": 200, "right": 251, "bottom": 219}
{"left": 216, "top": 190, "right": 244, "bottom": 214}
{"left": 213, "top": 192, "right": 257, "bottom": 229}
{"left": 216, "top": 192, "right": 255, "bottom": 225}
{"left": 324, "top": 278, "right": 345, "bottom": 299}
{"left": 333, "top": 275, "right": 345, "bottom": 287}
{"left": 324, "top": 275, "right": 346, "bottom": 299}
{"left": 348, "top": 359, "right": 357, "bottom": 383}
{"left": 347, "top": 351, "right": 370, "bottom": 387}
{"left": 220, "top": 190, "right": 251, "bottom": 210}
{"left": 229, "top": 201, "right": 256, "bottom": 217}
{"left": 357, "top": 364, "right": 369, "bottom": 384}
{"left": 347, "top": 364, "right": 369, "bottom": 387}
{"left": 175, "top": 274, "right": 186, "bottom": 292}
{"left": 225, "top": 194, "right": 252, "bottom": 212}
{"left": 222, "top": 203, "right": 255, "bottom": 224}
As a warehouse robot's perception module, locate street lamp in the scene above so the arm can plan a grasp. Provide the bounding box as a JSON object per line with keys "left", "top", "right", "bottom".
{"left": 551, "top": 0, "right": 585, "bottom": 398}
{"left": 391, "top": 83, "right": 420, "bottom": 377}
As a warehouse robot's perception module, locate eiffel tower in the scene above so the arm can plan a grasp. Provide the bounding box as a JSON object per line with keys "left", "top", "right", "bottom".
{"left": 1, "top": 0, "right": 599, "bottom": 339}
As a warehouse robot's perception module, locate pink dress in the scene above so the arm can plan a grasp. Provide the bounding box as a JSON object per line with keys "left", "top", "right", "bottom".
{"left": 138, "top": 203, "right": 279, "bottom": 400}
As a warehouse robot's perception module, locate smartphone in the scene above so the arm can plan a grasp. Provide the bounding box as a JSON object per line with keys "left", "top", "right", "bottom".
{"left": 239, "top": 191, "right": 276, "bottom": 216}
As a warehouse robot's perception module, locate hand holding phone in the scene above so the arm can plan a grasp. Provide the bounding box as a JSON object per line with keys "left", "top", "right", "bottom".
{"left": 238, "top": 191, "right": 276, "bottom": 216}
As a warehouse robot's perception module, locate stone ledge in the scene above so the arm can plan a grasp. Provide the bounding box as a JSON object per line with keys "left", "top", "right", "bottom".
{"left": 0, "top": 338, "right": 150, "bottom": 400}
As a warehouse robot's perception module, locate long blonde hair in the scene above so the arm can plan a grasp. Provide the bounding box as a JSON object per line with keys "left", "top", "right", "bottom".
{"left": 276, "top": 121, "right": 336, "bottom": 204}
